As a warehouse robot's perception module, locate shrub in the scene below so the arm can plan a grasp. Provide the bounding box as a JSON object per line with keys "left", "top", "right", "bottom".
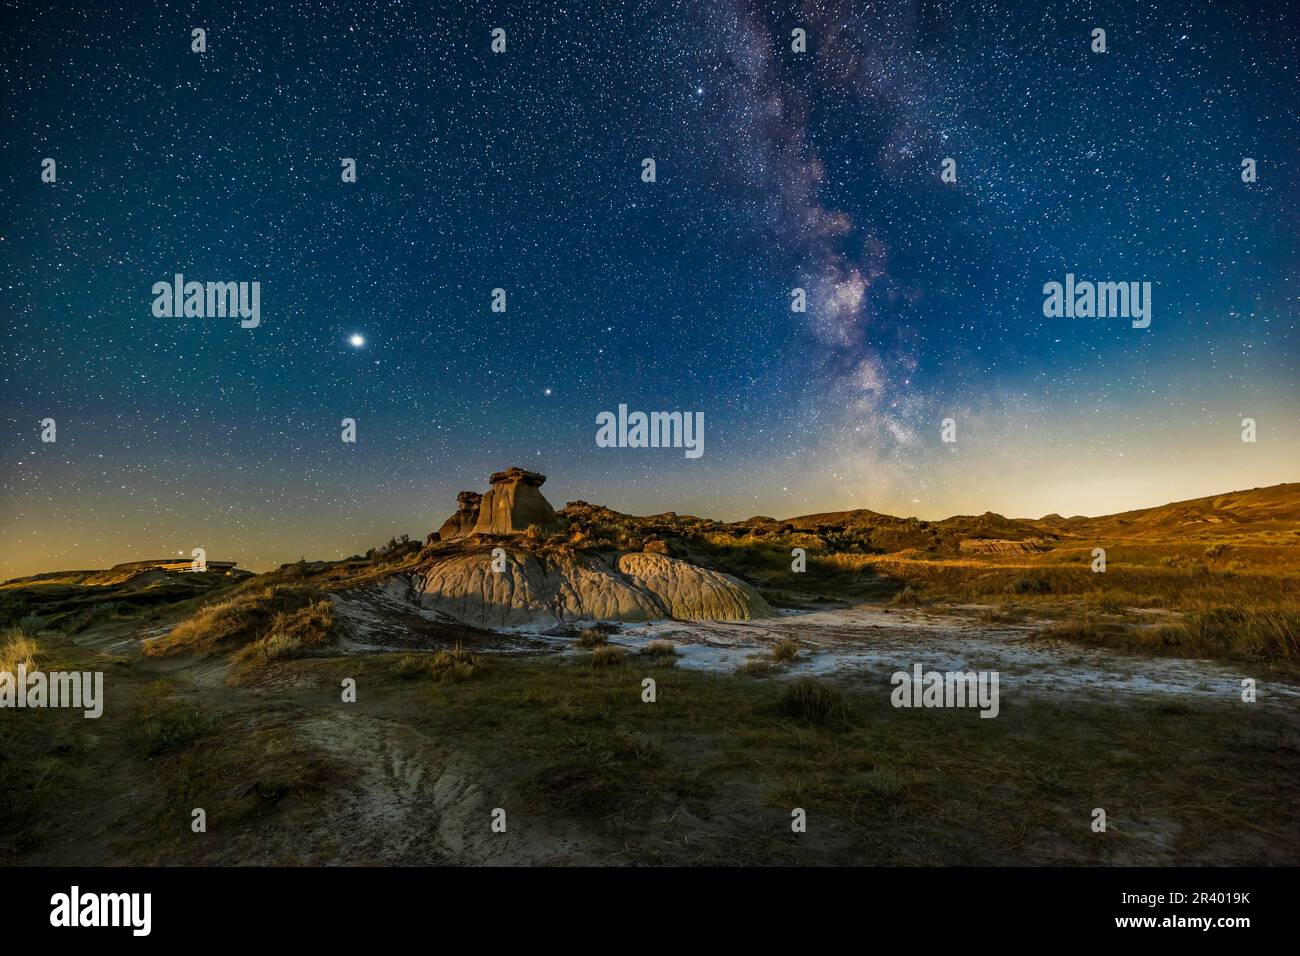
{"left": 863, "top": 768, "right": 904, "bottom": 797}
{"left": 396, "top": 643, "right": 485, "bottom": 683}
{"left": 1149, "top": 623, "right": 1188, "bottom": 647}
{"left": 890, "top": 585, "right": 924, "bottom": 606}
{"left": 590, "top": 645, "right": 625, "bottom": 667}
{"left": 575, "top": 627, "right": 610, "bottom": 648}
{"left": 1043, "top": 607, "right": 1300, "bottom": 662}
{"left": 639, "top": 640, "right": 680, "bottom": 665}
{"left": 778, "top": 678, "right": 847, "bottom": 725}
{"left": 770, "top": 638, "right": 801, "bottom": 662}
{"left": 1008, "top": 577, "right": 1052, "bottom": 595}
{"left": 429, "top": 644, "right": 484, "bottom": 682}
{"left": 368, "top": 534, "right": 421, "bottom": 564}
{"left": 978, "top": 606, "right": 1028, "bottom": 624}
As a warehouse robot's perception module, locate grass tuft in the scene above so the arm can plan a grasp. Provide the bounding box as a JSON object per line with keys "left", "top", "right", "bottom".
{"left": 770, "top": 638, "right": 801, "bottom": 662}
{"left": 589, "top": 645, "right": 625, "bottom": 668}
{"left": 890, "top": 585, "right": 924, "bottom": 607}
{"left": 778, "top": 677, "right": 848, "bottom": 725}
{"left": 639, "top": 640, "right": 680, "bottom": 665}
{"left": 134, "top": 681, "right": 215, "bottom": 755}
{"left": 0, "top": 630, "right": 40, "bottom": 674}
{"left": 575, "top": 627, "right": 610, "bottom": 648}
{"left": 395, "top": 643, "right": 486, "bottom": 683}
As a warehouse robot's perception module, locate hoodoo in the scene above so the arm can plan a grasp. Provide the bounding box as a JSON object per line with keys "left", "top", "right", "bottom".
{"left": 470, "top": 467, "right": 560, "bottom": 536}
{"left": 437, "top": 491, "right": 483, "bottom": 539}
{"left": 418, "top": 466, "right": 773, "bottom": 627}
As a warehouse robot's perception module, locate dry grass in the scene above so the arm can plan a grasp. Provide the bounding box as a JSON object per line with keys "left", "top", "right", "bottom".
{"left": 849, "top": 546, "right": 1300, "bottom": 664}
{"left": 0, "top": 631, "right": 39, "bottom": 673}
{"left": 590, "top": 645, "right": 626, "bottom": 667}
{"left": 134, "top": 680, "right": 215, "bottom": 755}
{"left": 639, "top": 640, "right": 680, "bottom": 666}
{"left": 575, "top": 627, "right": 610, "bottom": 648}
{"left": 234, "top": 600, "right": 338, "bottom": 665}
{"left": 889, "top": 585, "right": 924, "bottom": 606}
{"left": 770, "top": 638, "right": 801, "bottom": 662}
{"left": 144, "top": 583, "right": 326, "bottom": 658}
{"left": 395, "top": 643, "right": 485, "bottom": 683}
{"left": 1044, "top": 607, "right": 1300, "bottom": 662}
{"left": 777, "top": 677, "right": 848, "bottom": 725}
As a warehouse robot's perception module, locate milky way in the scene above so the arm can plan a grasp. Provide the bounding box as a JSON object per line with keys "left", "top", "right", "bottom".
{"left": 3, "top": 0, "right": 1297, "bottom": 576}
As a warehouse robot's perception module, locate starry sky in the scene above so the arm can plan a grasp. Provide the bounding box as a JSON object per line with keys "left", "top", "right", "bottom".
{"left": 3, "top": 0, "right": 1298, "bottom": 578}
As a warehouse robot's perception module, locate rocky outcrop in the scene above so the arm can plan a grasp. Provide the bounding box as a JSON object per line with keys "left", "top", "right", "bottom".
{"left": 471, "top": 467, "right": 559, "bottom": 536}
{"left": 959, "top": 537, "right": 1050, "bottom": 555}
{"left": 437, "top": 491, "right": 482, "bottom": 540}
{"left": 616, "top": 552, "right": 772, "bottom": 621}
{"left": 414, "top": 548, "right": 772, "bottom": 628}
{"left": 418, "top": 465, "right": 767, "bottom": 627}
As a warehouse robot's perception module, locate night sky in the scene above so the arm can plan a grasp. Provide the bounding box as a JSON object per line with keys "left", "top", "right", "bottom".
{"left": 3, "top": 0, "right": 1297, "bottom": 578}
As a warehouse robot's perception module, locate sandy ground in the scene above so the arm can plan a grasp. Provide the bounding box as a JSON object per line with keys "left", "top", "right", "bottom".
{"left": 487, "top": 605, "right": 1300, "bottom": 705}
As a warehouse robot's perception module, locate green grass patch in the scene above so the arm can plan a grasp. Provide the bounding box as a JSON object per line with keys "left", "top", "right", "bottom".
{"left": 133, "top": 680, "right": 216, "bottom": 755}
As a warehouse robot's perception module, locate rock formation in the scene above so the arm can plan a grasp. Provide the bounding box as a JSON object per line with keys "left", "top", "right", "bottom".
{"left": 616, "top": 552, "right": 772, "bottom": 620}
{"left": 437, "top": 491, "right": 482, "bottom": 539}
{"left": 958, "top": 537, "right": 1049, "bottom": 555}
{"left": 417, "top": 465, "right": 772, "bottom": 626}
{"left": 414, "top": 548, "right": 772, "bottom": 628}
{"left": 471, "top": 467, "right": 559, "bottom": 536}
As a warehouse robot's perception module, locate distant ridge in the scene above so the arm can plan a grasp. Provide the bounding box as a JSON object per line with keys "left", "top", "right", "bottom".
{"left": 775, "top": 483, "right": 1300, "bottom": 536}
{"left": 1018, "top": 483, "right": 1300, "bottom": 538}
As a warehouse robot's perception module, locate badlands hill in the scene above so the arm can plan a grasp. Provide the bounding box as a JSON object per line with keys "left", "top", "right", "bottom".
{"left": 1017, "top": 483, "right": 1300, "bottom": 539}
{"left": 402, "top": 476, "right": 1300, "bottom": 628}
{"left": 777, "top": 485, "right": 1300, "bottom": 546}
{"left": 413, "top": 467, "right": 772, "bottom": 627}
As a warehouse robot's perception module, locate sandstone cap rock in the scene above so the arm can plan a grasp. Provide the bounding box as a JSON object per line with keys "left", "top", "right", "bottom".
{"left": 488, "top": 467, "right": 547, "bottom": 487}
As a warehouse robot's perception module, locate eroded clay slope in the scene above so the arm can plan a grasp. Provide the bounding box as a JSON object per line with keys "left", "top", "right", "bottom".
{"left": 414, "top": 549, "right": 771, "bottom": 627}
{"left": 616, "top": 552, "right": 773, "bottom": 621}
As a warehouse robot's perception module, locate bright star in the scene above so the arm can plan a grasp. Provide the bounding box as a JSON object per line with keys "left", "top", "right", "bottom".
{"left": 349, "top": 334, "right": 365, "bottom": 347}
